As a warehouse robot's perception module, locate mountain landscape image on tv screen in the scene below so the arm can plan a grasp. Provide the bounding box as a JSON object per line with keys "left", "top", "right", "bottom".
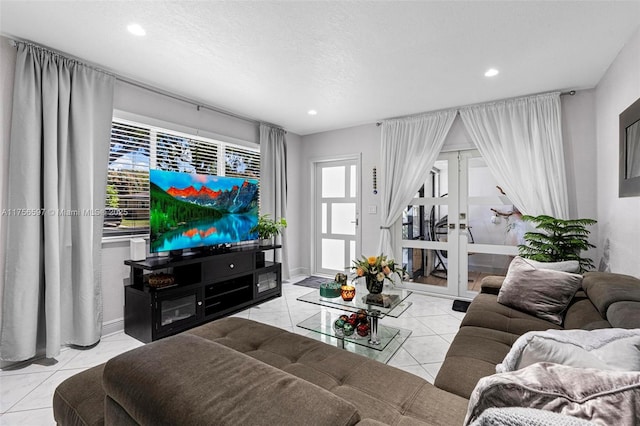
{"left": 149, "top": 169, "right": 259, "bottom": 253}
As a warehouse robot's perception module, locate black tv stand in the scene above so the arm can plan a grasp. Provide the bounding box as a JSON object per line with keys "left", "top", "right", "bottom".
{"left": 124, "top": 244, "right": 282, "bottom": 343}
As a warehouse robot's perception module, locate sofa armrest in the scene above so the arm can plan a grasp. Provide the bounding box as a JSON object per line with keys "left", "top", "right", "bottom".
{"left": 103, "top": 333, "right": 361, "bottom": 426}
{"left": 480, "top": 276, "right": 505, "bottom": 295}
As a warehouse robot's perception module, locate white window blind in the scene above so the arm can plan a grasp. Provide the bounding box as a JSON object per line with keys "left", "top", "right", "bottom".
{"left": 225, "top": 145, "right": 260, "bottom": 179}
{"left": 103, "top": 118, "right": 259, "bottom": 238}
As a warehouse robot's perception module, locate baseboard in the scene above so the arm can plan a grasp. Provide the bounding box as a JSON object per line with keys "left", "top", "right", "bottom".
{"left": 102, "top": 317, "right": 124, "bottom": 337}
{"left": 287, "top": 267, "right": 309, "bottom": 279}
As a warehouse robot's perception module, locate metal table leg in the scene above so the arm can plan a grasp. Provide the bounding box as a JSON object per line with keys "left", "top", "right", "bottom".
{"left": 368, "top": 309, "right": 381, "bottom": 345}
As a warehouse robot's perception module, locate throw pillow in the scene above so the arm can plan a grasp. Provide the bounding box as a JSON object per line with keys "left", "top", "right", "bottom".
{"left": 525, "top": 259, "right": 580, "bottom": 273}
{"left": 465, "top": 362, "right": 640, "bottom": 426}
{"left": 497, "top": 257, "right": 583, "bottom": 325}
{"left": 496, "top": 328, "right": 640, "bottom": 373}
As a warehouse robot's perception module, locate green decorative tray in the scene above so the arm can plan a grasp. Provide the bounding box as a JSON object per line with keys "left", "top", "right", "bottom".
{"left": 319, "top": 281, "right": 341, "bottom": 298}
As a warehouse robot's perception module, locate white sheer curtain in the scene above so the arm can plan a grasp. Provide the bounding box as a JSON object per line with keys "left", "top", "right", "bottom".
{"left": 378, "top": 110, "right": 457, "bottom": 257}
{"left": 460, "top": 92, "right": 569, "bottom": 219}
{"left": 1, "top": 43, "right": 114, "bottom": 361}
{"left": 259, "top": 124, "right": 289, "bottom": 279}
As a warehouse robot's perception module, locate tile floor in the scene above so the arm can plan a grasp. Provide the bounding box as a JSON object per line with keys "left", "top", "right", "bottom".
{"left": 0, "top": 275, "right": 464, "bottom": 425}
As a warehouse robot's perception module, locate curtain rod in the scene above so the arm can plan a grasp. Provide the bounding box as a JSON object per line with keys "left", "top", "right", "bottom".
{"left": 7, "top": 38, "right": 286, "bottom": 133}
{"left": 116, "top": 76, "right": 285, "bottom": 132}
{"left": 375, "top": 90, "right": 576, "bottom": 126}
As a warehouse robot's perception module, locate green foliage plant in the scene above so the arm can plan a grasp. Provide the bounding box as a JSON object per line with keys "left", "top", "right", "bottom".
{"left": 106, "top": 184, "right": 119, "bottom": 208}
{"left": 518, "top": 215, "right": 597, "bottom": 272}
{"left": 251, "top": 214, "right": 287, "bottom": 240}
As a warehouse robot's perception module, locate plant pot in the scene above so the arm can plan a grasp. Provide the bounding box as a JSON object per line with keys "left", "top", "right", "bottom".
{"left": 260, "top": 237, "right": 273, "bottom": 247}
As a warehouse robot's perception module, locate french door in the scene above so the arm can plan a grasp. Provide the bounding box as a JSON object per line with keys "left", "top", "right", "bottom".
{"left": 397, "top": 150, "right": 518, "bottom": 298}
{"left": 313, "top": 157, "right": 361, "bottom": 276}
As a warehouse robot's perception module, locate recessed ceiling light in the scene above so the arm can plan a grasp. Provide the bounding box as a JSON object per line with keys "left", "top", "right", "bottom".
{"left": 484, "top": 68, "right": 499, "bottom": 77}
{"left": 308, "top": 110, "right": 318, "bottom": 116}
{"left": 127, "top": 23, "right": 146, "bottom": 36}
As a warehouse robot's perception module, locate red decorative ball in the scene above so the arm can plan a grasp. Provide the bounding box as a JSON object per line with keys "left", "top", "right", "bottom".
{"left": 356, "top": 323, "right": 370, "bottom": 337}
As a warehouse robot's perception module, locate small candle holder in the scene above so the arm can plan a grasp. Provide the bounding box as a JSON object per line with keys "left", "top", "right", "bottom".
{"left": 340, "top": 285, "right": 356, "bottom": 301}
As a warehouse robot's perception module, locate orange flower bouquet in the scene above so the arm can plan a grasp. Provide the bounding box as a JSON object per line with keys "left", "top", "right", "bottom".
{"left": 351, "top": 254, "right": 406, "bottom": 294}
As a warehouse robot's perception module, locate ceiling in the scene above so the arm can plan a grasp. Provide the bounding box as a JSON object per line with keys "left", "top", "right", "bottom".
{"left": 1, "top": 1, "right": 639, "bottom": 135}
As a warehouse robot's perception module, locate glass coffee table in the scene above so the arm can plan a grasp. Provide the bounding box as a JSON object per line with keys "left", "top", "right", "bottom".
{"left": 296, "top": 280, "right": 413, "bottom": 363}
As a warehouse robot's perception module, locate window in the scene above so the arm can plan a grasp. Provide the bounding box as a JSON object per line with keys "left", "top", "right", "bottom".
{"left": 104, "top": 118, "right": 260, "bottom": 238}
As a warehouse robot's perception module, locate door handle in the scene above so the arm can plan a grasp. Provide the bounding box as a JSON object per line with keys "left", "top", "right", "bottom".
{"left": 350, "top": 219, "right": 359, "bottom": 226}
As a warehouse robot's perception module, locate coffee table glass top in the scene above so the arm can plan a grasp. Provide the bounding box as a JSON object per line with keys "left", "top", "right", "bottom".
{"left": 297, "top": 311, "right": 411, "bottom": 357}
{"left": 297, "top": 280, "right": 412, "bottom": 318}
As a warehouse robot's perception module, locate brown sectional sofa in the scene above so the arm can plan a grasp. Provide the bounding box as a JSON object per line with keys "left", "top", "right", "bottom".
{"left": 53, "top": 271, "right": 640, "bottom": 425}
{"left": 434, "top": 272, "right": 640, "bottom": 400}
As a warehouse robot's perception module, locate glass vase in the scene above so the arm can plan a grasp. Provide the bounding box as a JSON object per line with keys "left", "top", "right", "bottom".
{"left": 365, "top": 276, "right": 384, "bottom": 294}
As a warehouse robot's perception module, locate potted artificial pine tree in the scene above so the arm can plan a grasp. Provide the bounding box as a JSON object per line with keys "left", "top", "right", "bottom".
{"left": 517, "top": 215, "right": 597, "bottom": 272}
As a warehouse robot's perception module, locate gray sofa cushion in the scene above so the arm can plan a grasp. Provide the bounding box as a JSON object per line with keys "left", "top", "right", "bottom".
{"left": 497, "top": 257, "right": 583, "bottom": 325}
{"left": 462, "top": 293, "right": 562, "bottom": 335}
{"left": 103, "top": 333, "right": 362, "bottom": 426}
{"left": 524, "top": 259, "right": 580, "bottom": 273}
{"left": 53, "top": 363, "right": 106, "bottom": 426}
{"left": 607, "top": 301, "right": 640, "bottom": 328}
{"left": 563, "top": 298, "right": 609, "bottom": 330}
{"left": 188, "top": 317, "right": 469, "bottom": 426}
{"left": 582, "top": 272, "right": 640, "bottom": 317}
{"left": 435, "top": 326, "right": 518, "bottom": 399}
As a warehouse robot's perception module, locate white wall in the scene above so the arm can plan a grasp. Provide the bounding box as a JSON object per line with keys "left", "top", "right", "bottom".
{"left": 595, "top": 27, "right": 640, "bottom": 276}
{"left": 0, "top": 37, "right": 17, "bottom": 331}
{"left": 561, "top": 90, "right": 599, "bottom": 266}
{"left": 298, "top": 93, "right": 599, "bottom": 274}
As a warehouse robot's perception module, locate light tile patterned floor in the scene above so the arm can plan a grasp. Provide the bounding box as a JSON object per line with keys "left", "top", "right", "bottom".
{"left": 0, "top": 275, "right": 464, "bottom": 425}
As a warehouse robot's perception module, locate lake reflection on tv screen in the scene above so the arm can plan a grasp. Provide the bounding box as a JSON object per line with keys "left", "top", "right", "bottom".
{"left": 152, "top": 214, "right": 258, "bottom": 252}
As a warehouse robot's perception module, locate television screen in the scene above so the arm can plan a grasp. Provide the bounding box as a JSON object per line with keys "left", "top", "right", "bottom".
{"left": 149, "top": 169, "right": 259, "bottom": 253}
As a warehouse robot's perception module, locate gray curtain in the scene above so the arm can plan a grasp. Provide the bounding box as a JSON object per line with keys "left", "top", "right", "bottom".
{"left": 0, "top": 43, "right": 115, "bottom": 361}
{"left": 259, "top": 124, "right": 289, "bottom": 280}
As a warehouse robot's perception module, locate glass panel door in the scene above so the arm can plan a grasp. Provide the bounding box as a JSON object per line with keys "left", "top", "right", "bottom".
{"left": 397, "top": 150, "right": 518, "bottom": 298}
{"left": 460, "top": 151, "right": 519, "bottom": 298}
{"left": 398, "top": 152, "right": 459, "bottom": 296}
{"left": 314, "top": 158, "right": 360, "bottom": 276}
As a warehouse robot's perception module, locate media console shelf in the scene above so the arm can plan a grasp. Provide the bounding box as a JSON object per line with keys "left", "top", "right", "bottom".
{"left": 124, "top": 245, "right": 282, "bottom": 343}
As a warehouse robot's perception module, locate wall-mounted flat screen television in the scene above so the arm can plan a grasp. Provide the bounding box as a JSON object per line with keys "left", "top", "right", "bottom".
{"left": 149, "top": 169, "right": 259, "bottom": 253}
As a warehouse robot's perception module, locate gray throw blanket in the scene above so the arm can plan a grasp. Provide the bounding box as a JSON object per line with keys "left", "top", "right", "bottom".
{"left": 496, "top": 328, "right": 640, "bottom": 373}
{"left": 471, "top": 407, "right": 596, "bottom": 426}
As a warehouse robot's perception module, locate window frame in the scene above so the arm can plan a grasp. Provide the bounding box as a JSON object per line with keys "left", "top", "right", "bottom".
{"left": 102, "top": 113, "right": 260, "bottom": 242}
